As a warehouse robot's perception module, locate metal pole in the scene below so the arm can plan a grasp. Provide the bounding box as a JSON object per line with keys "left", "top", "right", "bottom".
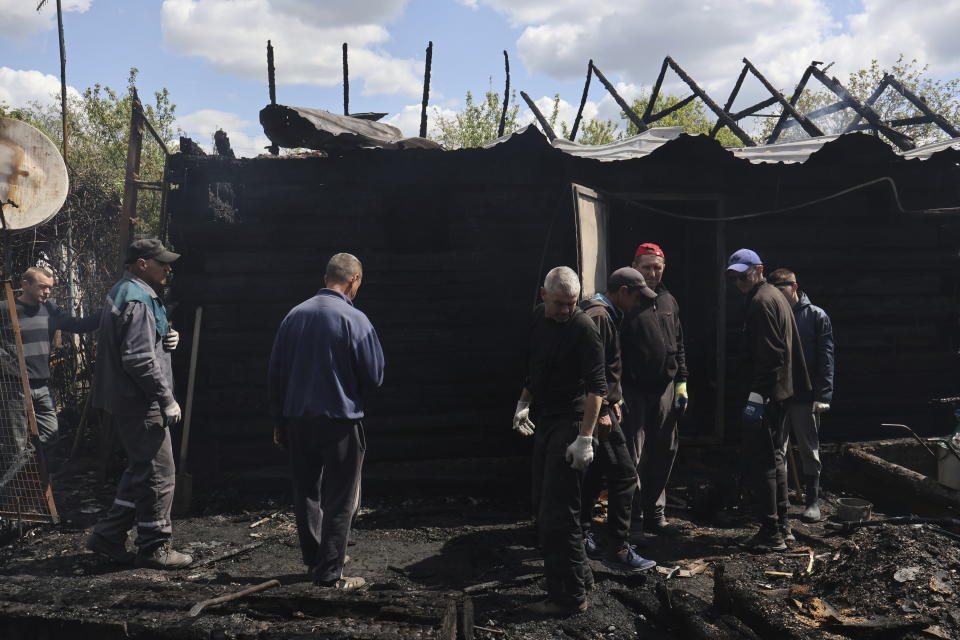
{"left": 55, "top": 0, "right": 68, "bottom": 163}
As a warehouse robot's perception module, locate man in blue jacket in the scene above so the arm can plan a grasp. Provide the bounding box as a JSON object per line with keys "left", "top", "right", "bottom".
{"left": 768, "top": 269, "right": 834, "bottom": 522}
{"left": 269, "top": 252, "right": 384, "bottom": 592}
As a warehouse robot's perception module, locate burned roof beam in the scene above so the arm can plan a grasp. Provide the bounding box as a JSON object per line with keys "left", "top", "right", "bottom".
{"left": 711, "top": 63, "right": 749, "bottom": 138}
{"left": 847, "top": 115, "right": 936, "bottom": 131}
{"left": 342, "top": 43, "right": 349, "bottom": 116}
{"left": 883, "top": 73, "right": 960, "bottom": 138}
{"left": 646, "top": 94, "right": 697, "bottom": 123}
{"left": 498, "top": 50, "right": 511, "bottom": 138}
{"left": 664, "top": 57, "right": 755, "bottom": 146}
{"left": 844, "top": 77, "right": 888, "bottom": 134}
{"left": 808, "top": 65, "right": 915, "bottom": 150}
{"left": 419, "top": 41, "right": 432, "bottom": 138}
{"left": 643, "top": 58, "right": 669, "bottom": 123}
{"left": 743, "top": 58, "right": 824, "bottom": 139}
{"left": 767, "top": 66, "right": 813, "bottom": 144}
{"left": 729, "top": 96, "right": 779, "bottom": 122}
{"left": 779, "top": 100, "right": 850, "bottom": 129}
{"left": 569, "top": 59, "right": 593, "bottom": 141}
{"left": 590, "top": 62, "right": 647, "bottom": 133}
{"left": 520, "top": 90, "right": 556, "bottom": 140}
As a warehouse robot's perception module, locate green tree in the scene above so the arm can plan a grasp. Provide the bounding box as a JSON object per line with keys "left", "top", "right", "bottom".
{"left": 624, "top": 93, "right": 746, "bottom": 147}
{"left": 432, "top": 85, "right": 520, "bottom": 148}
{"left": 758, "top": 56, "right": 960, "bottom": 146}
{"left": 544, "top": 94, "right": 621, "bottom": 145}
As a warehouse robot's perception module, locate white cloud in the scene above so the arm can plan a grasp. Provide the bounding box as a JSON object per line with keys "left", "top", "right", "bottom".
{"left": 176, "top": 108, "right": 271, "bottom": 158}
{"left": 0, "top": 0, "right": 92, "bottom": 43}
{"left": 475, "top": 0, "right": 960, "bottom": 118}
{"left": 386, "top": 103, "right": 458, "bottom": 138}
{"left": 0, "top": 67, "right": 81, "bottom": 109}
{"left": 160, "top": 0, "right": 423, "bottom": 98}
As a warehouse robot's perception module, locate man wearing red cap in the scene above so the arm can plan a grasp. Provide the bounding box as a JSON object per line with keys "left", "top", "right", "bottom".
{"left": 620, "top": 242, "right": 689, "bottom": 538}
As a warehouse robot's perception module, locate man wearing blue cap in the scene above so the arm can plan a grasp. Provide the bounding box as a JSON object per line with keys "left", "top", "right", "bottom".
{"left": 726, "top": 249, "right": 810, "bottom": 552}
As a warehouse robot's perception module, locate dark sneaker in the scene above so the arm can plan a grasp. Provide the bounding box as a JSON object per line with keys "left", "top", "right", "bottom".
{"left": 645, "top": 519, "right": 685, "bottom": 537}
{"left": 582, "top": 530, "right": 604, "bottom": 560}
{"left": 135, "top": 542, "right": 193, "bottom": 569}
{"left": 527, "top": 598, "right": 588, "bottom": 617}
{"left": 741, "top": 530, "right": 787, "bottom": 552}
{"left": 801, "top": 501, "right": 821, "bottom": 523}
{"left": 601, "top": 543, "right": 657, "bottom": 573}
{"left": 85, "top": 533, "right": 135, "bottom": 565}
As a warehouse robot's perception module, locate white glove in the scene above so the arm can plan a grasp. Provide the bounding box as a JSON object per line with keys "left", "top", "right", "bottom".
{"left": 512, "top": 401, "right": 535, "bottom": 436}
{"left": 162, "top": 401, "right": 182, "bottom": 427}
{"left": 163, "top": 329, "right": 180, "bottom": 351}
{"left": 565, "top": 435, "right": 594, "bottom": 471}
{"left": 813, "top": 402, "right": 830, "bottom": 414}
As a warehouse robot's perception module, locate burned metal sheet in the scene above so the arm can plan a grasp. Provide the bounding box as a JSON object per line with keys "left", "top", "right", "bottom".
{"left": 259, "top": 104, "right": 440, "bottom": 152}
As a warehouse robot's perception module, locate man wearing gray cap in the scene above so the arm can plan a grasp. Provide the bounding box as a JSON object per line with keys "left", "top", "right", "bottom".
{"left": 726, "top": 249, "right": 809, "bottom": 552}
{"left": 86, "top": 238, "right": 192, "bottom": 569}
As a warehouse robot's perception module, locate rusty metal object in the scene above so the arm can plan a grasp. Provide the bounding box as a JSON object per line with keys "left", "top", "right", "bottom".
{"left": 0, "top": 118, "right": 68, "bottom": 232}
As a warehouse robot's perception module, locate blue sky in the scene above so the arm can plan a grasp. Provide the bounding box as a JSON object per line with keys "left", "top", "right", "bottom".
{"left": 2, "top": 0, "right": 958, "bottom": 156}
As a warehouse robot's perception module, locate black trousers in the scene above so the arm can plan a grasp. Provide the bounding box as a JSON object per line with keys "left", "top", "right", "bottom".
{"left": 287, "top": 418, "right": 365, "bottom": 583}
{"left": 621, "top": 382, "right": 679, "bottom": 529}
{"left": 530, "top": 414, "right": 589, "bottom": 607}
{"left": 579, "top": 412, "right": 636, "bottom": 546}
{"left": 740, "top": 401, "right": 788, "bottom": 532}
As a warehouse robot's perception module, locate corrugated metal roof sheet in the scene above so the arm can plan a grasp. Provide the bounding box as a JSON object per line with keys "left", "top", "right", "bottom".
{"left": 487, "top": 125, "right": 960, "bottom": 164}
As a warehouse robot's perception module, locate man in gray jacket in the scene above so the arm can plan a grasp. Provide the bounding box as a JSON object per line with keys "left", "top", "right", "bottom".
{"left": 86, "top": 239, "right": 191, "bottom": 569}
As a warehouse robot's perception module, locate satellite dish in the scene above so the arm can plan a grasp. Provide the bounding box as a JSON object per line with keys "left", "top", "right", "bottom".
{"left": 0, "top": 117, "right": 69, "bottom": 233}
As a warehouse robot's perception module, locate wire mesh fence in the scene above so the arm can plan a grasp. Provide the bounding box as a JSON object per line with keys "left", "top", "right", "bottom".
{"left": 0, "top": 280, "right": 58, "bottom": 524}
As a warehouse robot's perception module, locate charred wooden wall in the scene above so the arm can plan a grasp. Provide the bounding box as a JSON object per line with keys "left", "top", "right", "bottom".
{"left": 166, "top": 128, "right": 960, "bottom": 475}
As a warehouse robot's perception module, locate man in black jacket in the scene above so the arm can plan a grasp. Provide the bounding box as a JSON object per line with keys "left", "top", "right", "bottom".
{"left": 727, "top": 249, "right": 810, "bottom": 551}
{"left": 512, "top": 266, "right": 605, "bottom": 617}
{"left": 620, "top": 243, "right": 689, "bottom": 538}
{"left": 579, "top": 267, "right": 657, "bottom": 574}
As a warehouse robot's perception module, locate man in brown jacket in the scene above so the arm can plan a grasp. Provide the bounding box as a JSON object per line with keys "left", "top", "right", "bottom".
{"left": 727, "top": 249, "right": 810, "bottom": 552}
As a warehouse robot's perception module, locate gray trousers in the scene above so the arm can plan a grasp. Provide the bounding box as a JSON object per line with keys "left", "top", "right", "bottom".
{"left": 777, "top": 400, "right": 822, "bottom": 481}
{"left": 288, "top": 418, "right": 365, "bottom": 584}
{"left": 31, "top": 386, "right": 58, "bottom": 445}
{"left": 621, "top": 382, "right": 679, "bottom": 530}
{"left": 93, "top": 407, "right": 175, "bottom": 551}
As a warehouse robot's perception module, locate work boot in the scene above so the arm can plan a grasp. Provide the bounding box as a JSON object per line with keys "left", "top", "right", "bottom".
{"left": 582, "top": 530, "right": 604, "bottom": 560}
{"left": 135, "top": 541, "right": 193, "bottom": 569}
{"left": 645, "top": 508, "right": 685, "bottom": 537}
{"left": 741, "top": 528, "right": 787, "bottom": 552}
{"left": 802, "top": 476, "right": 822, "bottom": 522}
{"left": 527, "top": 598, "right": 588, "bottom": 617}
{"left": 601, "top": 543, "right": 657, "bottom": 574}
{"left": 84, "top": 533, "right": 135, "bottom": 565}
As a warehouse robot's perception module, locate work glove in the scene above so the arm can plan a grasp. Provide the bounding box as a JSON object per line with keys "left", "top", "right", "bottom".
{"left": 674, "top": 381, "right": 689, "bottom": 414}
{"left": 163, "top": 329, "right": 180, "bottom": 351}
{"left": 162, "top": 401, "right": 182, "bottom": 427}
{"left": 743, "top": 392, "right": 765, "bottom": 424}
{"left": 565, "top": 435, "right": 594, "bottom": 471}
{"left": 813, "top": 402, "right": 830, "bottom": 414}
{"left": 512, "top": 401, "right": 536, "bottom": 436}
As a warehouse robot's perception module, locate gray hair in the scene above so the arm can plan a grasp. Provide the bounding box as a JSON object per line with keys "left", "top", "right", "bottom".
{"left": 325, "top": 253, "right": 362, "bottom": 283}
{"left": 543, "top": 266, "right": 581, "bottom": 298}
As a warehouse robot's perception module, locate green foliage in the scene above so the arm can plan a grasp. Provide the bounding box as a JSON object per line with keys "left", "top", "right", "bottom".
{"left": 576, "top": 118, "right": 622, "bottom": 145}
{"left": 758, "top": 56, "right": 960, "bottom": 146}
{"left": 625, "top": 94, "right": 745, "bottom": 147}
{"left": 432, "top": 84, "right": 520, "bottom": 148}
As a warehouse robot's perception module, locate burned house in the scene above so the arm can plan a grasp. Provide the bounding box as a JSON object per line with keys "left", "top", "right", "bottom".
{"left": 164, "top": 120, "right": 960, "bottom": 477}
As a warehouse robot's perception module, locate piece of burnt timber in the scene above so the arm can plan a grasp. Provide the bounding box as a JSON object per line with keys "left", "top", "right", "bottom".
{"left": 713, "top": 565, "right": 819, "bottom": 640}
{"left": 569, "top": 59, "right": 592, "bottom": 141}
{"left": 342, "top": 42, "right": 349, "bottom": 116}
{"left": 498, "top": 50, "right": 511, "bottom": 138}
{"left": 843, "top": 446, "right": 960, "bottom": 511}
{"left": 767, "top": 65, "right": 813, "bottom": 143}
{"left": 883, "top": 73, "right": 960, "bottom": 138}
{"left": 711, "top": 63, "right": 749, "bottom": 139}
{"left": 742, "top": 58, "right": 824, "bottom": 139}
{"left": 665, "top": 57, "right": 754, "bottom": 146}
{"left": 644, "top": 58, "right": 669, "bottom": 122}
{"left": 419, "top": 41, "right": 433, "bottom": 139}
{"left": 213, "top": 129, "right": 235, "bottom": 158}
{"left": 666, "top": 588, "right": 733, "bottom": 640}
{"left": 590, "top": 62, "right": 647, "bottom": 134}
{"left": 266, "top": 40, "right": 276, "bottom": 105}
{"left": 519, "top": 91, "right": 556, "bottom": 140}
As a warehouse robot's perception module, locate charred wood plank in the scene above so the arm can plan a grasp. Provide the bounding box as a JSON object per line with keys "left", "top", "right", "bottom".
{"left": 589, "top": 62, "right": 647, "bottom": 134}
{"left": 711, "top": 63, "right": 749, "bottom": 138}
{"left": 569, "top": 59, "right": 592, "bottom": 141}
{"left": 643, "top": 58, "right": 669, "bottom": 122}
{"left": 647, "top": 94, "right": 697, "bottom": 124}
{"left": 665, "top": 57, "right": 754, "bottom": 146}
{"left": 342, "top": 42, "right": 349, "bottom": 116}
{"left": 844, "top": 77, "right": 888, "bottom": 134}
{"left": 743, "top": 58, "right": 823, "bottom": 139}
{"left": 713, "top": 565, "right": 819, "bottom": 640}
{"left": 779, "top": 100, "right": 849, "bottom": 129}
{"left": 498, "top": 50, "right": 511, "bottom": 138}
{"left": 266, "top": 40, "right": 276, "bottom": 105}
{"left": 882, "top": 73, "right": 960, "bottom": 138}
{"left": 519, "top": 91, "right": 556, "bottom": 140}
{"left": 419, "top": 41, "right": 433, "bottom": 138}
{"left": 768, "top": 66, "right": 813, "bottom": 143}
{"left": 728, "top": 96, "right": 779, "bottom": 122}
{"left": 842, "top": 446, "right": 960, "bottom": 511}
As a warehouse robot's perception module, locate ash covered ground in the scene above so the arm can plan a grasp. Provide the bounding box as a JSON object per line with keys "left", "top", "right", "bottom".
{"left": 1, "top": 452, "right": 959, "bottom": 639}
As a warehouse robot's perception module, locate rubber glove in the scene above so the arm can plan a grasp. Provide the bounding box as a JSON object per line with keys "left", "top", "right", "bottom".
{"left": 743, "top": 392, "right": 765, "bottom": 424}
{"left": 163, "top": 329, "right": 180, "bottom": 351}
{"left": 813, "top": 402, "right": 830, "bottom": 414}
{"left": 512, "top": 401, "right": 536, "bottom": 436}
{"left": 565, "top": 435, "right": 594, "bottom": 471}
{"left": 162, "top": 400, "right": 182, "bottom": 427}
{"left": 674, "top": 381, "right": 689, "bottom": 413}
